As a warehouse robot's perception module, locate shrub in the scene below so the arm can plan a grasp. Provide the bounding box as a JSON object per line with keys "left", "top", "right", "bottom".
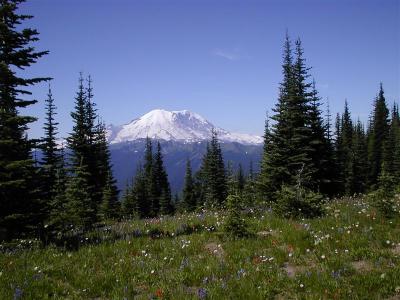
{"left": 223, "top": 194, "right": 251, "bottom": 238}
{"left": 369, "top": 170, "right": 397, "bottom": 218}
{"left": 274, "top": 185, "right": 324, "bottom": 219}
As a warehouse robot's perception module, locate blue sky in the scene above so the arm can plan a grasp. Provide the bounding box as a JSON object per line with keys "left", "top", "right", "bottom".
{"left": 20, "top": 0, "right": 399, "bottom": 138}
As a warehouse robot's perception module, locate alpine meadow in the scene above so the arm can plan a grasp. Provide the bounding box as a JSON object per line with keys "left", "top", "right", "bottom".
{"left": 0, "top": 0, "right": 399, "bottom": 299}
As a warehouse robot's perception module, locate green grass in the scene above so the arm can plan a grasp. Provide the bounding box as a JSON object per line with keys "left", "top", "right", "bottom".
{"left": 1, "top": 196, "right": 400, "bottom": 299}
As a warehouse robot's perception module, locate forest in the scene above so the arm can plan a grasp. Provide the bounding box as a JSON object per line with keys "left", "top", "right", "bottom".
{"left": 1, "top": 0, "right": 399, "bottom": 241}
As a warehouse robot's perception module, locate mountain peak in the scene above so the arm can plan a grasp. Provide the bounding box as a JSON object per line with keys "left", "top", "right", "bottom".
{"left": 107, "top": 109, "right": 262, "bottom": 145}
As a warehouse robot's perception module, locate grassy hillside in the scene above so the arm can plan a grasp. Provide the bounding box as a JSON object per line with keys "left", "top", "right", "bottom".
{"left": 1, "top": 196, "right": 400, "bottom": 299}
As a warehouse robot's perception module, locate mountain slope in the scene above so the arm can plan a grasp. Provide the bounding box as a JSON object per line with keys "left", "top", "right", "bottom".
{"left": 110, "top": 139, "right": 263, "bottom": 193}
{"left": 107, "top": 109, "right": 263, "bottom": 145}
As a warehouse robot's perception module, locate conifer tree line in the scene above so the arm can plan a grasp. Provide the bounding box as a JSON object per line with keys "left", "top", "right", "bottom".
{"left": 1, "top": 1, "right": 399, "bottom": 241}
{"left": 257, "top": 33, "right": 400, "bottom": 217}
{"left": 0, "top": 0, "right": 120, "bottom": 241}
{"left": 123, "top": 128, "right": 259, "bottom": 217}
{"left": 121, "top": 138, "right": 173, "bottom": 218}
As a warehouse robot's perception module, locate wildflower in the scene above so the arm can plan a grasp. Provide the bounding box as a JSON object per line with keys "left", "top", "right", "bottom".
{"left": 237, "top": 268, "right": 246, "bottom": 278}
{"left": 386, "top": 240, "right": 390, "bottom": 245}
{"left": 299, "top": 283, "right": 304, "bottom": 288}
{"left": 197, "top": 288, "right": 207, "bottom": 299}
{"left": 151, "top": 270, "right": 155, "bottom": 274}
{"left": 321, "top": 255, "right": 326, "bottom": 259}
{"left": 155, "top": 288, "right": 163, "bottom": 298}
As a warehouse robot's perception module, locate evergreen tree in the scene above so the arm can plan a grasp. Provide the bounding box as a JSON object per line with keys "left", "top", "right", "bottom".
{"left": 368, "top": 83, "right": 390, "bottom": 188}
{"left": 243, "top": 161, "right": 257, "bottom": 206}
{"left": 259, "top": 33, "right": 295, "bottom": 198}
{"left": 237, "top": 163, "right": 245, "bottom": 194}
{"left": 67, "top": 74, "right": 98, "bottom": 224}
{"left": 323, "top": 101, "right": 338, "bottom": 196}
{"left": 198, "top": 129, "right": 227, "bottom": 208}
{"left": 259, "top": 34, "right": 316, "bottom": 202}
{"left": 224, "top": 194, "right": 250, "bottom": 238}
{"left": 95, "top": 121, "right": 119, "bottom": 219}
{"left": 153, "top": 142, "right": 172, "bottom": 215}
{"left": 67, "top": 74, "right": 89, "bottom": 168}
{"left": 121, "top": 181, "right": 134, "bottom": 218}
{"left": 143, "top": 137, "right": 155, "bottom": 215}
{"left": 274, "top": 164, "right": 324, "bottom": 219}
{"left": 390, "top": 103, "right": 400, "bottom": 184}
{"left": 64, "top": 163, "right": 94, "bottom": 229}
{"left": 131, "top": 165, "right": 150, "bottom": 218}
{"left": 49, "top": 145, "right": 68, "bottom": 232}
{"left": 335, "top": 101, "right": 354, "bottom": 195}
{"left": 226, "top": 161, "right": 237, "bottom": 196}
{"left": 0, "top": 0, "right": 50, "bottom": 240}
{"left": 99, "top": 172, "right": 121, "bottom": 220}
{"left": 352, "top": 120, "right": 368, "bottom": 194}
{"left": 84, "top": 76, "right": 103, "bottom": 212}
{"left": 258, "top": 111, "right": 273, "bottom": 200}
{"left": 308, "top": 80, "right": 331, "bottom": 194}
{"left": 182, "top": 158, "right": 196, "bottom": 212}
{"left": 41, "top": 84, "right": 60, "bottom": 214}
{"left": 382, "top": 103, "right": 400, "bottom": 183}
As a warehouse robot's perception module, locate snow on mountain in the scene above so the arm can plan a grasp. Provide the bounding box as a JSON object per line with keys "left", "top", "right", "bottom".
{"left": 106, "top": 109, "right": 263, "bottom": 145}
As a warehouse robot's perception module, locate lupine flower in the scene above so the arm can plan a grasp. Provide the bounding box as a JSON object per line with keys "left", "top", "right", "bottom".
{"left": 198, "top": 288, "right": 207, "bottom": 299}
{"left": 13, "top": 287, "right": 23, "bottom": 300}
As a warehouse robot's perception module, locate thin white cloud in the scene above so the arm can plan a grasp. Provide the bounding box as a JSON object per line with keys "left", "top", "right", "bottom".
{"left": 213, "top": 48, "right": 241, "bottom": 61}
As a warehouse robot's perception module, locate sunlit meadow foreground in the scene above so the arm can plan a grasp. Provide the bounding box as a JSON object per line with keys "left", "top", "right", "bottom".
{"left": 1, "top": 196, "right": 400, "bottom": 299}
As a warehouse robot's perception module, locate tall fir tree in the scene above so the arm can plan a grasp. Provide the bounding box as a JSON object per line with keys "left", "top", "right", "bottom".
{"left": 243, "top": 161, "right": 257, "bottom": 206}
{"left": 182, "top": 158, "right": 196, "bottom": 212}
{"left": 382, "top": 103, "right": 400, "bottom": 182}
{"left": 389, "top": 103, "right": 400, "bottom": 184}
{"left": 367, "top": 83, "right": 390, "bottom": 189}
{"left": 49, "top": 144, "right": 68, "bottom": 231}
{"left": 67, "top": 74, "right": 98, "bottom": 224}
{"left": 153, "top": 142, "right": 172, "bottom": 215}
{"left": 198, "top": 129, "right": 227, "bottom": 208}
{"left": 95, "top": 121, "right": 119, "bottom": 219}
{"left": 84, "top": 76, "right": 103, "bottom": 213}
{"left": 121, "top": 181, "right": 134, "bottom": 218}
{"left": 64, "top": 162, "right": 94, "bottom": 229}
{"left": 352, "top": 120, "right": 368, "bottom": 194}
{"left": 0, "top": 0, "right": 50, "bottom": 240}
{"left": 323, "top": 100, "right": 338, "bottom": 196}
{"left": 237, "top": 163, "right": 245, "bottom": 194}
{"left": 308, "top": 80, "right": 332, "bottom": 194}
{"left": 335, "top": 101, "right": 354, "bottom": 195}
{"left": 259, "top": 33, "right": 295, "bottom": 198}
{"left": 143, "top": 137, "right": 156, "bottom": 215}
{"left": 41, "top": 84, "right": 60, "bottom": 214}
{"left": 259, "top": 34, "right": 317, "bottom": 201}
{"left": 132, "top": 166, "right": 151, "bottom": 218}
{"left": 99, "top": 171, "right": 121, "bottom": 220}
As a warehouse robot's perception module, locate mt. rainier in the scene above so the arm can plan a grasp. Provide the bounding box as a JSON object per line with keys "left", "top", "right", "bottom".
{"left": 107, "top": 109, "right": 262, "bottom": 145}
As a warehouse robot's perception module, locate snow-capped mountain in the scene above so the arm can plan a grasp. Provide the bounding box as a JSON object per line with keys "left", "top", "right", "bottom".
{"left": 107, "top": 109, "right": 263, "bottom": 145}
